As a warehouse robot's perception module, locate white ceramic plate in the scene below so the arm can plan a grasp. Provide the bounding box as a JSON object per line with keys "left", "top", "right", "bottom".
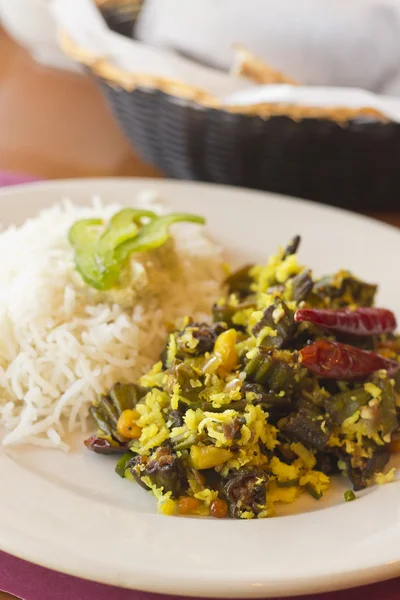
{"left": 0, "top": 179, "right": 399, "bottom": 598}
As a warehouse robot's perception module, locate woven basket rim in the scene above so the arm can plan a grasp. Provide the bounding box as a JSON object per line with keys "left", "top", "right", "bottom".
{"left": 59, "top": 31, "right": 390, "bottom": 124}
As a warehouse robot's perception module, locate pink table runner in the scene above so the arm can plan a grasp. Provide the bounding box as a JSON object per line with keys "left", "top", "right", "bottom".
{"left": 1, "top": 551, "right": 399, "bottom": 600}
{"left": 0, "top": 171, "right": 399, "bottom": 600}
{"left": 0, "top": 171, "right": 39, "bottom": 187}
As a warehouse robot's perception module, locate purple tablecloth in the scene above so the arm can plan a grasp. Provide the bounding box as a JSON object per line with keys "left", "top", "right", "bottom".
{"left": 0, "top": 171, "right": 39, "bottom": 187}
{"left": 0, "top": 171, "right": 399, "bottom": 600}
{"left": 1, "top": 551, "right": 399, "bottom": 600}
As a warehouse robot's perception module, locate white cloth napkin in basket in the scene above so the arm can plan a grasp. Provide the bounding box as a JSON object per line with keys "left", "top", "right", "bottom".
{"left": 135, "top": 0, "right": 400, "bottom": 96}
{"left": 50, "top": 0, "right": 252, "bottom": 97}
{"left": 51, "top": 0, "right": 400, "bottom": 121}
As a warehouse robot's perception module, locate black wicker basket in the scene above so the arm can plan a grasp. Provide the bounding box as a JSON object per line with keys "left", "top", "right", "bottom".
{"left": 96, "top": 80, "right": 400, "bottom": 211}
{"left": 62, "top": 6, "right": 400, "bottom": 212}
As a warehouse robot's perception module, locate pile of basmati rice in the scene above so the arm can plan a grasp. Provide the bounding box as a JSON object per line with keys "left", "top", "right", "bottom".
{"left": 0, "top": 193, "right": 224, "bottom": 450}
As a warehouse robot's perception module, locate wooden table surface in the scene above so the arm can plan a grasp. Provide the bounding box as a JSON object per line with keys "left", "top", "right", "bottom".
{"left": 0, "top": 25, "right": 400, "bottom": 600}
{"left": 0, "top": 27, "right": 161, "bottom": 181}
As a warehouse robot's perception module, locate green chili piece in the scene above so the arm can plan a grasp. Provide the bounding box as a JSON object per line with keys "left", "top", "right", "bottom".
{"left": 325, "top": 387, "right": 371, "bottom": 425}
{"left": 344, "top": 489, "right": 356, "bottom": 502}
{"left": 95, "top": 209, "right": 156, "bottom": 287}
{"left": 69, "top": 211, "right": 205, "bottom": 290}
{"left": 68, "top": 218, "right": 103, "bottom": 250}
{"left": 97, "top": 209, "right": 155, "bottom": 256}
{"left": 68, "top": 218, "right": 105, "bottom": 289}
{"left": 115, "top": 213, "right": 205, "bottom": 263}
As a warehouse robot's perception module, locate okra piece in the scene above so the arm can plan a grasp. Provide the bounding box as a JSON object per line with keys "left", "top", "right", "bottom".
{"left": 243, "top": 382, "right": 292, "bottom": 409}
{"left": 212, "top": 300, "right": 254, "bottom": 328}
{"left": 109, "top": 383, "right": 147, "bottom": 414}
{"left": 244, "top": 347, "right": 273, "bottom": 384}
{"left": 280, "top": 405, "right": 331, "bottom": 451}
{"left": 166, "top": 361, "right": 203, "bottom": 402}
{"left": 89, "top": 405, "right": 114, "bottom": 438}
{"left": 276, "top": 478, "right": 300, "bottom": 488}
{"left": 252, "top": 301, "right": 296, "bottom": 349}
{"left": 324, "top": 387, "right": 371, "bottom": 425}
{"left": 225, "top": 264, "right": 254, "bottom": 296}
{"left": 312, "top": 272, "right": 377, "bottom": 308}
{"left": 305, "top": 483, "right": 323, "bottom": 500}
{"left": 115, "top": 452, "right": 135, "bottom": 478}
{"left": 377, "top": 378, "right": 398, "bottom": 438}
{"left": 291, "top": 269, "right": 313, "bottom": 302}
{"left": 282, "top": 235, "right": 301, "bottom": 259}
{"left": 244, "top": 348, "right": 300, "bottom": 393}
{"left": 345, "top": 445, "right": 390, "bottom": 491}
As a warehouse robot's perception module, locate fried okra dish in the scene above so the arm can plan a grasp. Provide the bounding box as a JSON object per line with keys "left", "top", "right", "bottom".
{"left": 85, "top": 237, "right": 400, "bottom": 519}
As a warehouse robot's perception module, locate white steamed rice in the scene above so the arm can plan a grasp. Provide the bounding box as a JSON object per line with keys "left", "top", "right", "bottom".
{"left": 0, "top": 192, "right": 224, "bottom": 450}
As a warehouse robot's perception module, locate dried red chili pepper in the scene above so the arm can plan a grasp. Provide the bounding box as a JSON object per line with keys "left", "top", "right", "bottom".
{"left": 295, "top": 307, "right": 396, "bottom": 336}
{"left": 299, "top": 340, "right": 400, "bottom": 380}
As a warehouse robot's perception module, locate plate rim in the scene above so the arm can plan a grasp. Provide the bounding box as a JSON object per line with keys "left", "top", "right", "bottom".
{"left": 1, "top": 175, "right": 400, "bottom": 232}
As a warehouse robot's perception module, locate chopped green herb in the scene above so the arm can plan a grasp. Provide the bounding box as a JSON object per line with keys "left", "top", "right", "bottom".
{"left": 344, "top": 489, "right": 356, "bottom": 502}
